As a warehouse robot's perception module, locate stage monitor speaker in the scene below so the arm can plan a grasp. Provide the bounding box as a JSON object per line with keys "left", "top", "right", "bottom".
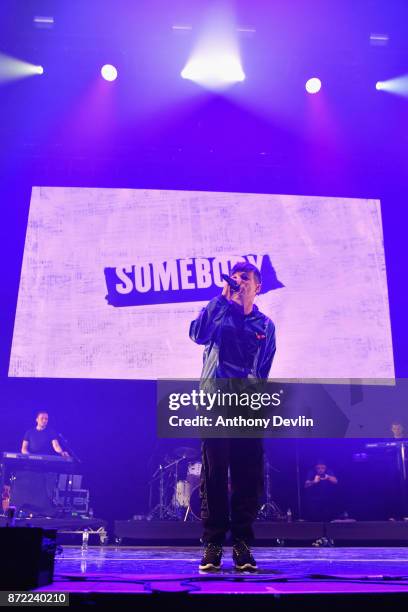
{"left": 0, "top": 527, "right": 57, "bottom": 589}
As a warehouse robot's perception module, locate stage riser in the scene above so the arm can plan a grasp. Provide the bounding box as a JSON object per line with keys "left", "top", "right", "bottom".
{"left": 0, "top": 517, "right": 107, "bottom": 529}
{"left": 114, "top": 521, "right": 408, "bottom": 544}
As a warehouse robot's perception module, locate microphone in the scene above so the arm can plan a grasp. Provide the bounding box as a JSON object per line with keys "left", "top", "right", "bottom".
{"left": 221, "top": 274, "right": 240, "bottom": 292}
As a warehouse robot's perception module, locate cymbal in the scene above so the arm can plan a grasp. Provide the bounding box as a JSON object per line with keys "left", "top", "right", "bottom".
{"left": 174, "top": 446, "right": 198, "bottom": 459}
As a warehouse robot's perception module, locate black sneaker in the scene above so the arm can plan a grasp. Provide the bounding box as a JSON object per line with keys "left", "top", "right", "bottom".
{"left": 232, "top": 541, "right": 257, "bottom": 571}
{"left": 199, "top": 543, "right": 223, "bottom": 571}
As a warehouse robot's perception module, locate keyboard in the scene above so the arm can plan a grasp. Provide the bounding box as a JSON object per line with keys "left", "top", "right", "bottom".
{"left": 1, "top": 452, "right": 80, "bottom": 473}
{"left": 365, "top": 441, "right": 407, "bottom": 449}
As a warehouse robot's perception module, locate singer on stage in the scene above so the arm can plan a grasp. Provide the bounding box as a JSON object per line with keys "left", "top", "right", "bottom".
{"left": 189, "top": 261, "right": 276, "bottom": 571}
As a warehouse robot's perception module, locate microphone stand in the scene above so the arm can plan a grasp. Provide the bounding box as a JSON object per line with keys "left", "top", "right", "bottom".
{"left": 57, "top": 433, "right": 81, "bottom": 517}
{"left": 58, "top": 433, "right": 81, "bottom": 463}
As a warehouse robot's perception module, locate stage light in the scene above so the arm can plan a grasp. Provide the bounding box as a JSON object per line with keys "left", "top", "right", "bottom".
{"left": 375, "top": 74, "right": 408, "bottom": 97}
{"left": 101, "top": 64, "right": 118, "bottom": 82}
{"left": 0, "top": 53, "right": 44, "bottom": 83}
{"left": 305, "top": 77, "right": 321, "bottom": 94}
{"left": 180, "top": 4, "right": 245, "bottom": 91}
{"left": 369, "top": 33, "right": 389, "bottom": 47}
{"left": 236, "top": 26, "right": 256, "bottom": 35}
{"left": 33, "top": 16, "right": 54, "bottom": 29}
{"left": 181, "top": 53, "right": 245, "bottom": 89}
{"left": 172, "top": 24, "right": 192, "bottom": 32}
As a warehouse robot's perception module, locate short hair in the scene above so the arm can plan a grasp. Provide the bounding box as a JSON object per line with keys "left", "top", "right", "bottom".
{"left": 231, "top": 261, "right": 262, "bottom": 284}
{"left": 35, "top": 410, "right": 49, "bottom": 418}
{"left": 315, "top": 460, "right": 327, "bottom": 467}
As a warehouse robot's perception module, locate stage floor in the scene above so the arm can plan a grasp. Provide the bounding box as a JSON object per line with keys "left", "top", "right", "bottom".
{"left": 39, "top": 545, "right": 408, "bottom": 597}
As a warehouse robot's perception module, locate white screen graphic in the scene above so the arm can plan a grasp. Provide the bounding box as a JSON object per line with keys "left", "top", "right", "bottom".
{"left": 9, "top": 187, "right": 394, "bottom": 380}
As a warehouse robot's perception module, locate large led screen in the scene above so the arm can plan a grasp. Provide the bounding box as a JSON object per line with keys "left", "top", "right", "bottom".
{"left": 9, "top": 187, "right": 394, "bottom": 380}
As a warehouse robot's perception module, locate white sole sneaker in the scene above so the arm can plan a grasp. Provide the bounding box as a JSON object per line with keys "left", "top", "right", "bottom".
{"left": 199, "top": 562, "right": 222, "bottom": 571}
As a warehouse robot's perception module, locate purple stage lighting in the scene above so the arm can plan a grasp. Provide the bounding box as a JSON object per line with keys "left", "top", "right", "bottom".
{"left": 101, "top": 64, "right": 118, "bottom": 82}
{"left": 180, "top": 4, "right": 245, "bottom": 91}
{"left": 181, "top": 54, "right": 245, "bottom": 89}
{"left": 305, "top": 77, "right": 321, "bottom": 94}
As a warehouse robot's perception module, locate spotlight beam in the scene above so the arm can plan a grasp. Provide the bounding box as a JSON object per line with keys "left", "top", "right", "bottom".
{"left": 0, "top": 53, "right": 44, "bottom": 83}
{"left": 181, "top": 53, "right": 245, "bottom": 89}
{"left": 180, "top": 5, "right": 245, "bottom": 91}
{"left": 375, "top": 74, "right": 408, "bottom": 97}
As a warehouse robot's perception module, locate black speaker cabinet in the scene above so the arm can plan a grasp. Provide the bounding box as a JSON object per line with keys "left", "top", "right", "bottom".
{"left": 0, "top": 527, "right": 57, "bottom": 589}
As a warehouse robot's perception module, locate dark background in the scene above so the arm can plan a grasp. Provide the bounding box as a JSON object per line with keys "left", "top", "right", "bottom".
{"left": 0, "top": 0, "right": 407, "bottom": 524}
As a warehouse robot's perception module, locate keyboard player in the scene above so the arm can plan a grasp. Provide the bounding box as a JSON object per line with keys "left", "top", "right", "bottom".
{"left": 7, "top": 410, "right": 69, "bottom": 516}
{"left": 21, "top": 410, "right": 69, "bottom": 458}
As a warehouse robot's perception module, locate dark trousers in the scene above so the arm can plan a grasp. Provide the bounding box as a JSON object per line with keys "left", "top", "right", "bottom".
{"left": 200, "top": 438, "right": 264, "bottom": 544}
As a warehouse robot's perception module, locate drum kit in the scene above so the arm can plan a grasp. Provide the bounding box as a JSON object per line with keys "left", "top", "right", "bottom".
{"left": 147, "top": 446, "right": 202, "bottom": 521}
{"left": 147, "top": 445, "right": 283, "bottom": 521}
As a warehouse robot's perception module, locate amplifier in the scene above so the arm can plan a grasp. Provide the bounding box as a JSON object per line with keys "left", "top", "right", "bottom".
{"left": 54, "top": 488, "right": 89, "bottom": 514}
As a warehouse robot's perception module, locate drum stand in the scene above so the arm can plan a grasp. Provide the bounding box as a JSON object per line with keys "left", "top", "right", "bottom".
{"left": 183, "top": 503, "right": 197, "bottom": 522}
{"left": 147, "top": 458, "right": 182, "bottom": 520}
{"left": 258, "top": 456, "right": 283, "bottom": 520}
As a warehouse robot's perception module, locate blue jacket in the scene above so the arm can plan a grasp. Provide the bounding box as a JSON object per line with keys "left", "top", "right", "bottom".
{"left": 189, "top": 295, "right": 276, "bottom": 380}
